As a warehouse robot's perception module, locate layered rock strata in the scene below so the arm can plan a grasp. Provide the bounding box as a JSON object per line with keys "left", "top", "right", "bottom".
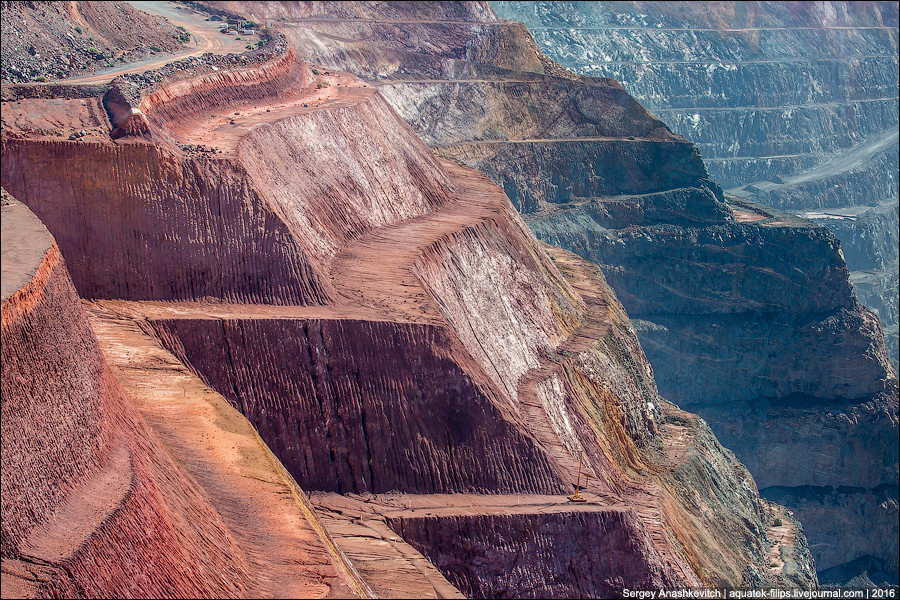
{"left": 3, "top": 3, "right": 816, "bottom": 595}
{"left": 490, "top": 0, "right": 900, "bottom": 369}
{"left": 218, "top": 0, "right": 900, "bottom": 585}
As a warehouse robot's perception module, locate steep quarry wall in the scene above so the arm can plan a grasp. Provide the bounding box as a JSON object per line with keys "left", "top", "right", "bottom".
{"left": 2, "top": 138, "right": 333, "bottom": 304}
{"left": 387, "top": 509, "right": 684, "bottom": 598}
{"left": 211, "top": 0, "right": 502, "bottom": 23}
{"left": 491, "top": 0, "right": 900, "bottom": 369}
{"left": 238, "top": 93, "right": 455, "bottom": 265}
{"left": 491, "top": 1, "right": 898, "bottom": 187}
{"left": 4, "top": 5, "right": 818, "bottom": 593}
{"left": 440, "top": 138, "right": 728, "bottom": 218}
{"left": 148, "top": 317, "right": 564, "bottom": 495}
{"left": 1, "top": 61, "right": 457, "bottom": 300}
{"left": 414, "top": 218, "right": 581, "bottom": 403}
{"left": 379, "top": 77, "right": 675, "bottom": 146}
{"left": 1, "top": 197, "right": 252, "bottom": 598}
{"left": 530, "top": 216, "right": 890, "bottom": 405}
{"left": 139, "top": 48, "right": 305, "bottom": 128}
{"left": 236, "top": 0, "right": 900, "bottom": 585}
{"left": 360, "top": 394, "right": 819, "bottom": 596}
{"left": 214, "top": 1, "right": 547, "bottom": 81}
{"left": 699, "top": 394, "right": 899, "bottom": 581}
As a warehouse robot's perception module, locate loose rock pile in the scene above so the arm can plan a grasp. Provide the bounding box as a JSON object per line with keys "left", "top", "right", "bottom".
{"left": 1, "top": 1, "right": 187, "bottom": 83}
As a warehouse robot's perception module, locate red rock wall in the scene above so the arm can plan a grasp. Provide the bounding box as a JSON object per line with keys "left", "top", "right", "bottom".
{"left": 142, "top": 49, "right": 307, "bottom": 130}
{"left": 2, "top": 245, "right": 114, "bottom": 558}
{"left": 237, "top": 93, "right": 455, "bottom": 263}
{"left": 113, "top": 50, "right": 457, "bottom": 267}
{"left": 1, "top": 241, "right": 251, "bottom": 598}
{"left": 148, "top": 318, "right": 565, "bottom": 494}
{"left": 386, "top": 509, "right": 686, "bottom": 598}
{"left": 1, "top": 139, "right": 332, "bottom": 304}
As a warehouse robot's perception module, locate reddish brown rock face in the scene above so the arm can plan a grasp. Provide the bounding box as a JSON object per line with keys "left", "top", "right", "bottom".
{"left": 1, "top": 203, "right": 252, "bottom": 598}
{"left": 149, "top": 318, "right": 564, "bottom": 495}
{"left": 1, "top": 1, "right": 822, "bottom": 595}
{"left": 2, "top": 140, "right": 333, "bottom": 305}
{"left": 387, "top": 510, "right": 684, "bottom": 598}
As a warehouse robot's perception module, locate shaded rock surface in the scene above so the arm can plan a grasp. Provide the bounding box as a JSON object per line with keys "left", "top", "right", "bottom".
{"left": 220, "top": 0, "right": 900, "bottom": 584}
{"left": 388, "top": 510, "right": 681, "bottom": 598}
{"left": 149, "top": 318, "right": 564, "bottom": 495}
{"left": 490, "top": 0, "right": 899, "bottom": 369}
{"left": 2, "top": 138, "right": 334, "bottom": 304}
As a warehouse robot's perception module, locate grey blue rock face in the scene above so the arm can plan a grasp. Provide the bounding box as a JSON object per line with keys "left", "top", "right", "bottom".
{"left": 490, "top": 0, "right": 899, "bottom": 585}
{"left": 491, "top": 0, "right": 899, "bottom": 369}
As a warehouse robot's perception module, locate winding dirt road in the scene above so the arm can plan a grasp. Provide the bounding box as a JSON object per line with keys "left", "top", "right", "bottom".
{"left": 59, "top": 1, "right": 248, "bottom": 84}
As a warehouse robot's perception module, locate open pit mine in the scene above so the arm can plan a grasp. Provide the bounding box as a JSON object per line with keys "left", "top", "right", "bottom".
{"left": 0, "top": 1, "right": 893, "bottom": 598}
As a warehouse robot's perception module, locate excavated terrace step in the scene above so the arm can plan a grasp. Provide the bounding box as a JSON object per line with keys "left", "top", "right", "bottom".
{"left": 310, "top": 491, "right": 638, "bottom": 598}
{"left": 314, "top": 492, "right": 627, "bottom": 519}
{"left": 86, "top": 310, "right": 365, "bottom": 599}
{"left": 311, "top": 503, "right": 466, "bottom": 600}
{"left": 64, "top": 46, "right": 699, "bottom": 589}
{"left": 17, "top": 443, "right": 132, "bottom": 565}
{"left": 327, "top": 160, "right": 503, "bottom": 325}
{"left": 437, "top": 136, "right": 694, "bottom": 146}
{"left": 314, "top": 487, "right": 700, "bottom": 588}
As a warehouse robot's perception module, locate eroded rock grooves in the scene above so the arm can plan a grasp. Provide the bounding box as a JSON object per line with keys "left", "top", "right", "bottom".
{"left": 388, "top": 510, "right": 682, "bottom": 598}
{"left": 1, "top": 197, "right": 251, "bottom": 598}
{"left": 2, "top": 1, "right": 821, "bottom": 597}
{"left": 149, "top": 318, "right": 564, "bottom": 495}
{"left": 216, "top": 0, "right": 899, "bottom": 585}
